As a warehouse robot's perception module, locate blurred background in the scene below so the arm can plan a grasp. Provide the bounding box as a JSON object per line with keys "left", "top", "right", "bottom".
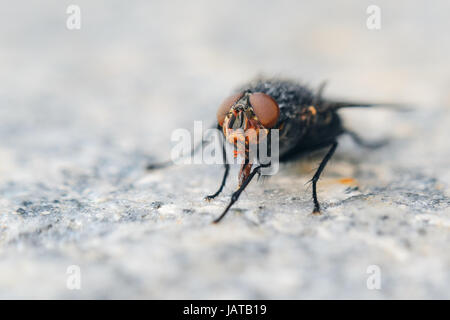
{"left": 0, "top": 0, "right": 449, "bottom": 299}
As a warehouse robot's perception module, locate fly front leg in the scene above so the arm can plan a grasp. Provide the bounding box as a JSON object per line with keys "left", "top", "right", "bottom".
{"left": 213, "top": 163, "right": 270, "bottom": 223}
{"left": 204, "top": 139, "right": 230, "bottom": 201}
{"left": 310, "top": 141, "right": 338, "bottom": 214}
{"left": 204, "top": 162, "right": 230, "bottom": 201}
{"left": 146, "top": 122, "right": 218, "bottom": 171}
{"left": 146, "top": 139, "right": 208, "bottom": 171}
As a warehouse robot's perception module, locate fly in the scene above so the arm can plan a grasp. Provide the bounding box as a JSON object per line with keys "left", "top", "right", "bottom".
{"left": 147, "top": 78, "right": 394, "bottom": 223}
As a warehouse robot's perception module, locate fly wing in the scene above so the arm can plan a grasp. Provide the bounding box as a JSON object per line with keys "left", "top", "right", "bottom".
{"left": 314, "top": 82, "right": 411, "bottom": 112}
{"left": 323, "top": 100, "right": 412, "bottom": 112}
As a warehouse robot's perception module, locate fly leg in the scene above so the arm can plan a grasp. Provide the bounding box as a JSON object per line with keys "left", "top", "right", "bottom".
{"left": 146, "top": 123, "right": 218, "bottom": 170}
{"left": 146, "top": 160, "right": 173, "bottom": 170}
{"left": 204, "top": 141, "right": 230, "bottom": 201}
{"left": 345, "top": 130, "right": 388, "bottom": 149}
{"left": 146, "top": 139, "right": 208, "bottom": 170}
{"left": 213, "top": 163, "right": 270, "bottom": 223}
{"left": 310, "top": 141, "right": 338, "bottom": 214}
{"left": 204, "top": 163, "right": 230, "bottom": 201}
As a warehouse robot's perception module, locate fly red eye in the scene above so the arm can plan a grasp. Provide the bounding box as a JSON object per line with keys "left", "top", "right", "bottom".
{"left": 249, "top": 93, "right": 280, "bottom": 128}
{"left": 217, "top": 92, "right": 243, "bottom": 126}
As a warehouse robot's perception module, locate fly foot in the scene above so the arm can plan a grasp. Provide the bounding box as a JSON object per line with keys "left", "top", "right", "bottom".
{"left": 204, "top": 195, "right": 217, "bottom": 202}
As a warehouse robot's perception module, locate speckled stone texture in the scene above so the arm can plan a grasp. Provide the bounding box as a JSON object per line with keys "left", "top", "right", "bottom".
{"left": 0, "top": 1, "right": 449, "bottom": 299}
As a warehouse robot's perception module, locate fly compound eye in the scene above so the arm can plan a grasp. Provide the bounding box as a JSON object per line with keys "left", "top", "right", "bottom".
{"left": 216, "top": 92, "right": 244, "bottom": 126}
{"left": 249, "top": 92, "right": 280, "bottom": 128}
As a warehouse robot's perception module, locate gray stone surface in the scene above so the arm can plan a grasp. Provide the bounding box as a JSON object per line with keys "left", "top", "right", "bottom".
{"left": 0, "top": 1, "right": 449, "bottom": 299}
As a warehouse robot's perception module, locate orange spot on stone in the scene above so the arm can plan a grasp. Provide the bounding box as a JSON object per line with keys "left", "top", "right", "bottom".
{"left": 339, "top": 178, "right": 357, "bottom": 185}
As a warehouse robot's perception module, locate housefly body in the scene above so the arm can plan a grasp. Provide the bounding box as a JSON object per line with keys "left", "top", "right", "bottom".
{"left": 147, "top": 78, "right": 388, "bottom": 223}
